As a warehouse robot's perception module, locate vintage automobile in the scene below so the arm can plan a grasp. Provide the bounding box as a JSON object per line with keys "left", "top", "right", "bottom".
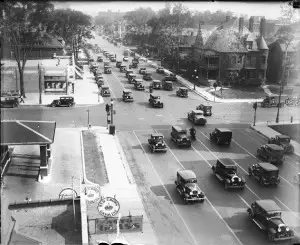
{"left": 104, "top": 66, "right": 112, "bottom": 74}
{"left": 122, "top": 89, "right": 134, "bottom": 102}
{"left": 248, "top": 162, "right": 280, "bottom": 186}
{"left": 170, "top": 125, "right": 191, "bottom": 147}
{"left": 139, "top": 68, "right": 147, "bottom": 74}
{"left": 175, "top": 170, "right": 205, "bottom": 204}
{"left": 152, "top": 80, "right": 162, "bottom": 89}
{"left": 0, "top": 97, "right": 19, "bottom": 108}
{"left": 260, "top": 95, "right": 287, "bottom": 108}
{"left": 116, "top": 61, "right": 122, "bottom": 68}
{"left": 294, "top": 172, "right": 300, "bottom": 185}
{"left": 129, "top": 60, "right": 138, "bottom": 69}
{"left": 268, "top": 135, "right": 294, "bottom": 154}
{"left": 128, "top": 74, "right": 137, "bottom": 84}
{"left": 187, "top": 110, "right": 207, "bottom": 126}
{"left": 95, "top": 71, "right": 103, "bottom": 80}
{"left": 132, "top": 57, "right": 139, "bottom": 63}
{"left": 49, "top": 96, "right": 75, "bottom": 107}
{"left": 120, "top": 64, "right": 127, "bottom": 72}
{"left": 143, "top": 72, "right": 152, "bottom": 81}
{"left": 123, "top": 56, "right": 129, "bottom": 61}
{"left": 176, "top": 87, "right": 188, "bottom": 98}
{"left": 149, "top": 94, "right": 163, "bottom": 108}
{"left": 148, "top": 133, "right": 167, "bottom": 153}
{"left": 125, "top": 69, "right": 134, "bottom": 78}
{"left": 257, "top": 144, "right": 284, "bottom": 165}
{"left": 211, "top": 158, "right": 246, "bottom": 189}
{"left": 196, "top": 104, "right": 212, "bottom": 116}
{"left": 162, "top": 80, "right": 173, "bottom": 91}
{"left": 90, "top": 62, "right": 98, "bottom": 72}
{"left": 210, "top": 128, "right": 232, "bottom": 146}
{"left": 103, "top": 61, "right": 110, "bottom": 67}
{"left": 247, "top": 199, "right": 294, "bottom": 241}
{"left": 163, "top": 74, "right": 177, "bottom": 82}
{"left": 110, "top": 56, "right": 116, "bottom": 62}
{"left": 156, "top": 67, "right": 165, "bottom": 74}
{"left": 96, "top": 75, "right": 104, "bottom": 86}
{"left": 97, "top": 56, "right": 103, "bottom": 62}
{"left": 100, "top": 86, "right": 111, "bottom": 97}
{"left": 134, "top": 79, "right": 145, "bottom": 90}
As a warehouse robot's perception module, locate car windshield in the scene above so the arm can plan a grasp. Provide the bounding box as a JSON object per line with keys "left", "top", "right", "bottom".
{"left": 266, "top": 211, "right": 281, "bottom": 219}
{"left": 194, "top": 112, "right": 203, "bottom": 116}
{"left": 154, "top": 136, "right": 163, "bottom": 142}
{"left": 184, "top": 178, "right": 197, "bottom": 184}
{"left": 280, "top": 138, "right": 290, "bottom": 143}
{"left": 226, "top": 167, "right": 237, "bottom": 174}
{"left": 265, "top": 170, "right": 279, "bottom": 176}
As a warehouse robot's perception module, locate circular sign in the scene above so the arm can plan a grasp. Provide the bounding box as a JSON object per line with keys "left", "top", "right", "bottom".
{"left": 84, "top": 186, "right": 101, "bottom": 204}
{"left": 59, "top": 188, "right": 78, "bottom": 199}
{"left": 97, "top": 197, "right": 120, "bottom": 217}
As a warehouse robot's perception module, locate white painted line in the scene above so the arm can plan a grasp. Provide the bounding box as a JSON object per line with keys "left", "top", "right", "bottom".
{"left": 138, "top": 118, "right": 144, "bottom": 120}
{"left": 156, "top": 115, "right": 163, "bottom": 117}
{"left": 238, "top": 195, "right": 250, "bottom": 208}
{"left": 132, "top": 131, "right": 199, "bottom": 245}
{"left": 112, "top": 71, "right": 125, "bottom": 89}
{"left": 274, "top": 196, "right": 300, "bottom": 220}
{"left": 191, "top": 145, "right": 212, "bottom": 167}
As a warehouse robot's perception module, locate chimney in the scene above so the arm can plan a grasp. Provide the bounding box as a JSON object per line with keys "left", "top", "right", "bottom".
{"left": 249, "top": 16, "right": 254, "bottom": 32}
{"left": 260, "top": 17, "right": 266, "bottom": 37}
{"left": 239, "top": 17, "right": 244, "bottom": 35}
{"left": 226, "top": 16, "right": 230, "bottom": 22}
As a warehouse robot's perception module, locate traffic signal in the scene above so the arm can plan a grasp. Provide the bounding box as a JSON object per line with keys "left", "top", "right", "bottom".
{"left": 253, "top": 102, "right": 257, "bottom": 110}
{"left": 105, "top": 104, "right": 110, "bottom": 113}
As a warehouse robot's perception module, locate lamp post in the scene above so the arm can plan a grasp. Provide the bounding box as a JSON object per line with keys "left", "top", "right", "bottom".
{"left": 253, "top": 102, "right": 258, "bottom": 126}
{"left": 110, "top": 98, "right": 114, "bottom": 125}
{"left": 86, "top": 109, "right": 90, "bottom": 128}
{"left": 275, "top": 81, "right": 283, "bottom": 123}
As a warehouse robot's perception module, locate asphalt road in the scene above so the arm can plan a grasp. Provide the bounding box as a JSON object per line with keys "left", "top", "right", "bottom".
{"left": 2, "top": 35, "right": 300, "bottom": 245}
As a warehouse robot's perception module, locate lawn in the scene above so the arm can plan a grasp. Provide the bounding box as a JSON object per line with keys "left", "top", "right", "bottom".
{"left": 210, "top": 86, "right": 267, "bottom": 99}
{"left": 267, "top": 84, "right": 300, "bottom": 98}
{"left": 269, "top": 124, "right": 300, "bottom": 143}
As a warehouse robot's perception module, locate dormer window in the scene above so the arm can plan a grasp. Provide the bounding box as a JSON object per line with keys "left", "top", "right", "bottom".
{"left": 247, "top": 41, "right": 253, "bottom": 50}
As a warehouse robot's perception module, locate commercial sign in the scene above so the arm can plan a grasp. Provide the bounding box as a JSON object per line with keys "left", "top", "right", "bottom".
{"left": 84, "top": 185, "right": 101, "bottom": 204}
{"left": 59, "top": 188, "right": 78, "bottom": 199}
{"left": 97, "top": 197, "right": 120, "bottom": 217}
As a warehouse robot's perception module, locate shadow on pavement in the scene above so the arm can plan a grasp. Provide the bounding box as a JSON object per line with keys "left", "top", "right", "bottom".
{"left": 136, "top": 101, "right": 150, "bottom": 108}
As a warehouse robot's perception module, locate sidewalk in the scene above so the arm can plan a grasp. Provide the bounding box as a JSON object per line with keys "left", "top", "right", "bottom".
{"left": 81, "top": 127, "right": 158, "bottom": 245}
{"left": 250, "top": 121, "right": 300, "bottom": 157}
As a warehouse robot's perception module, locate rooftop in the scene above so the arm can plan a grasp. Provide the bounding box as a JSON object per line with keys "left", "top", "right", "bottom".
{"left": 256, "top": 199, "right": 281, "bottom": 212}
{"left": 178, "top": 169, "right": 197, "bottom": 179}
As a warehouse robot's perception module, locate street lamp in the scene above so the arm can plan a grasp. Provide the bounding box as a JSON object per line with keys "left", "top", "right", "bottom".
{"left": 86, "top": 109, "right": 90, "bottom": 129}
{"left": 110, "top": 98, "right": 114, "bottom": 125}
{"left": 275, "top": 81, "right": 283, "bottom": 123}
{"left": 253, "top": 102, "right": 258, "bottom": 126}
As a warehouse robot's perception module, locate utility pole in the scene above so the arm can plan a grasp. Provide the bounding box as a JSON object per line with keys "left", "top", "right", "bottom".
{"left": 253, "top": 102, "right": 258, "bottom": 126}
{"left": 15, "top": 68, "right": 18, "bottom": 91}
{"left": 38, "top": 63, "right": 42, "bottom": 105}
{"left": 110, "top": 98, "right": 114, "bottom": 125}
{"left": 72, "top": 176, "right": 77, "bottom": 231}
{"left": 86, "top": 109, "right": 90, "bottom": 128}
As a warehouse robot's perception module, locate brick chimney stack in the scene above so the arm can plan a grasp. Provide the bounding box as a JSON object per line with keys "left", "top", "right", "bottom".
{"left": 226, "top": 16, "right": 231, "bottom": 22}
{"left": 249, "top": 16, "right": 254, "bottom": 32}
{"left": 239, "top": 17, "right": 244, "bottom": 35}
{"left": 260, "top": 17, "right": 266, "bottom": 37}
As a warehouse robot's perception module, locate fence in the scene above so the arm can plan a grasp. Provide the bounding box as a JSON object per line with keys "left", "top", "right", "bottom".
{"left": 266, "top": 118, "right": 300, "bottom": 125}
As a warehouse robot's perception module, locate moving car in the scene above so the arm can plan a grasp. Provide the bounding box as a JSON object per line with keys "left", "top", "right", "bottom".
{"left": 104, "top": 66, "right": 112, "bottom": 74}
{"left": 128, "top": 74, "right": 137, "bottom": 84}
{"left": 247, "top": 199, "right": 294, "bottom": 241}
{"left": 110, "top": 56, "right": 116, "bottom": 62}
{"left": 210, "top": 128, "right": 232, "bottom": 145}
{"left": 125, "top": 69, "right": 134, "bottom": 78}
{"left": 196, "top": 104, "right": 212, "bottom": 116}
{"left": 152, "top": 80, "right": 162, "bottom": 89}
{"left": 211, "top": 158, "right": 246, "bottom": 189}
{"left": 129, "top": 60, "right": 138, "bottom": 69}
{"left": 49, "top": 96, "right": 75, "bottom": 107}
{"left": 248, "top": 162, "right": 280, "bottom": 186}
{"left": 260, "top": 95, "right": 287, "bottom": 108}
{"left": 134, "top": 79, "right": 145, "bottom": 90}
{"left": 268, "top": 135, "right": 294, "bottom": 154}
{"left": 123, "top": 56, "right": 129, "bottom": 61}
{"left": 97, "top": 56, "right": 103, "bottom": 62}
{"left": 187, "top": 110, "right": 207, "bottom": 126}
{"left": 0, "top": 97, "right": 19, "bottom": 108}
{"left": 132, "top": 57, "right": 139, "bottom": 63}
{"left": 175, "top": 170, "right": 205, "bottom": 204}
{"left": 122, "top": 89, "right": 133, "bottom": 102}
{"left": 170, "top": 126, "right": 191, "bottom": 147}
{"left": 100, "top": 86, "right": 111, "bottom": 97}
{"left": 116, "top": 61, "right": 122, "bottom": 68}
{"left": 257, "top": 144, "right": 284, "bottom": 164}
{"left": 96, "top": 75, "right": 104, "bottom": 86}
{"left": 120, "top": 64, "right": 127, "bottom": 72}
{"left": 156, "top": 67, "right": 164, "bottom": 74}
{"left": 294, "top": 172, "right": 300, "bottom": 185}
{"left": 148, "top": 133, "right": 167, "bottom": 153}
{"left": 139, "top": 68, "right": 147, "bottom": 74}
{"left": 162, "top": 80, "right": 173, "bottom": 91}
{"left": 149, "top": 94, "right": 163, "bottom": 108}
{"left": 143, "top": 71, "right": 152, "bottom": 81}
{"left": 176, "top": 87, "right": 188, "bottom": 98}
{"left": 163, "top": 74, "right": 177, "bottom": 82}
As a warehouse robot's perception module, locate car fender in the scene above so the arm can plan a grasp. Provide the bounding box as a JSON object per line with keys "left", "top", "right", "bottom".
{"left": 268, "top": 228, "right": 276, "bottom": 234}
{"left": 225, "top": 179, "right": 230, "bottom": 183}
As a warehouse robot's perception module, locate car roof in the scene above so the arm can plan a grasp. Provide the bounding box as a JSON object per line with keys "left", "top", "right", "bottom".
{"left": 178, "top": 169, "right": 197, "bottom": 179}
{"left": 129, "top": 73, "right": 136, "bottom": 76}
{"left": 172, "top": 125, "right": 186, "bottom": 133}
{"left": 120, "top": 64, "right": 126, "bottom": 67}
{"left": 217, "top": 158, "right": 237, "bottom": 168}
{"left": 102, "top": 86, "right": 109, "bottom": 89}
{"left": 165, "top": 81, "right": 172, "bottom": 83}
{"left": 216, "top": 128, "right": 232, "bottom": 132}
{"left": 276, "top": 135, "right": 290, "bottom": 139}
{"left": 192, "top": 109, "right": 204, "bottom": 114}
{"left": 127, "top": 69, "right": 133, "bottom": 72}
{"left": 153, "top": 80, "right": 161, "bottom": 82}
{"left": 123, "top": 89, "right": 132, "bottom": 93}
{"left": 265, "top": 144, "right": 284, "bottom": 150}
{"left": 135, "top": 79, "right": 143, "bottom": 82}
{"left": 255, "top": 200, "right": 281, "bottom": 212}
{"left": 179, "top": 87, "right": 187, "bottom": 90}
{"left": 145, "top": 71, "right": 152, "bottom": 74}
{"left": 258, "top": 162, "right": 279, "bottom": 171}
{"left": 140, "top": 68, "right": 146, "bottom": 69}
{"left": 200, "top": 104, "right": 212, "bottom": 108}
{"left": 151, "top": 133, "right": 163, "bottom": 137}
{"left": 60, "top": 96, "right": 73, "bottom": 99}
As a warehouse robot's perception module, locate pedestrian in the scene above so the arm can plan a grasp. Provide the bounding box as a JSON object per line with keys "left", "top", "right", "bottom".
{"left": 19, "top": 94, "right": 25, "bottom": 103}
{"left": 72, "top": 83, "right": 75, "bottom": 93}
{"left": 115, "top": 54, "right": 116, "bottom": 58}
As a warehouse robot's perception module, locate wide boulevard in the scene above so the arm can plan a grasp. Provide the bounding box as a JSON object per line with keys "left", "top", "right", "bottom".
{"left": 2, "top": 35, "right": 300, "bottom": 245}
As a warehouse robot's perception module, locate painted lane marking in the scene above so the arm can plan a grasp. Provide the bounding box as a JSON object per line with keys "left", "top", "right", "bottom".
{"left": 132, "top": 130, "right": 199, "bottom": 245}
{"left": 191, "top": 145, "right": 212, "bottom": 167}
{"left": 112, "top": 71, "right": 125, "bottom": 89}
{"left": 156, "top": 114, "right": 163, "bottom": 117}
{"left": 138, "top": 118, "right": 144, "bottom": 120}
{"left": 238, "top": 195, "right": 250, "bottom": 208}
{"left": 274, "top": 196, "right": 300, "bottom": 221}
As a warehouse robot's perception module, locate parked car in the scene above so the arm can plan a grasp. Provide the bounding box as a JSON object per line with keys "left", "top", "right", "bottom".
{"left": 134, "top": 79, "right": 145, "bottom": 90}
{"left": 139, "top": 68, "right": 146, "bottom": 74}
{"left": 128, "top": 74, "right": 137, "bottom": 84}
{"left": 116, "top": 61, "right": 122, "bottom": 68}
{"left": 148, "top": 133, "right": 167, "bottom": 153}
{"left": 125, "top": 69, "right": 134, "bottom": 78}
{"left": 96, "top": 76, "right": 104, "bottom": 86}
{"left": 49, "top": 96, "right": 75, "bottom": 107}
{"left": 211, "top": 158, "right": 246, "bottom": 189}
{"left": 210, "top": 128, "right": 232, "bottom": 145}
{"left": 268, "top": 135, "right": 294, "bottom": 154}
{"left": 0, "top": 97, "right": 19, "bottom": 108}
{"left": 100, "top": 86, "right": 111, "bottom": 97}
{"left": 97, "top": 56, "right": 103, "bottom": 62}
{"left": 176, "top": 87, "right": 188, "bottom": 98}
{"left": 103, "top": 61, "right": 110, "bottom": 67}
{"left": 187, "top": 110, "right": 207, "bottom": 126}
{"left": 175, "top": 170, "right": 205, "bottom": 204}
{"left": 110, "top": 56, "right": 116, "bottom": 62}
{"left": 120, "top": 64, "right": 127, "bottom": 72}
{"left": 156, "top": 67, "right": 164, "bottom": 74}
{"left": 104, "top": 66, "right": 112, "bottom": 74}
{"left": 260, "top": 95, "right": 287, "bottom": 108}
{"left": 152, "top": 80, "right": 162, "bottom": 89}
{"left": 248, "top": 162, "right": 280, "bottom": 186}
{"left": 143, "top": 72, "right": 152, "bottom": 81}
{"left": 257, "top": 144, "right": 284, "bottom": 164}
{"left": 163, "top": 74, "right": 177, "bottom": 82}
{"left": 149, "top": 94, "right": 163, "bottom": 108}
{"left": 129, "top": 60, "right": 138, "bottom": 69}
{"left": 123, "top": 56, "right": 129, "bottom": 61}
{"left": 162, "top": 80, "right": 173, "bottom": 91}
{"left": 122, "top": 89, "right": 133, "bottom": 102}
{"left": 170, "top": 125, "right": 191, "bottom": 147}
{"left": 132, "top": 57, "right": 139, "bottom": 63}
{"left": 247, "top": 199, "right": 294, "bottom": 241}
{"left": 196, "top": 104, "right": 212, "bottom": 116}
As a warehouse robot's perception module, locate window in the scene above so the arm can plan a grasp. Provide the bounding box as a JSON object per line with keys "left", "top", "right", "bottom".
{"left": 260, "top": 56, "right": 266, "bottom": 65}
{"left": 247, "top": 41, "right": 253, "bottom": 50}
{"left": 231, "top": 56, "right": 236, "bottom": 64}
{"left": 238, "top": 55, "right": 243, "bottom": 64}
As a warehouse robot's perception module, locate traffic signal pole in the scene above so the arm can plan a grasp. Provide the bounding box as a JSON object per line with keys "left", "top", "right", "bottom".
{"left": 253, "top": 102, "right": 257, "bottom": 126}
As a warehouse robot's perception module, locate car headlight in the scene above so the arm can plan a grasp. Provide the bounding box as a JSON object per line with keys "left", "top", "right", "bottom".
{"left": 286, "top": 227, "right": 289, "bottom": 232}
{"left": 155, "top": 144, "right": 158, "bottom": 146}
{"left": 278, "top": 227, "right": 281, "bottom": 232}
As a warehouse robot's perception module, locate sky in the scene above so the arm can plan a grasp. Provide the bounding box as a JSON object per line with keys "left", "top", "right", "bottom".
{"left": 53, "top": 1, "right": 290, "bottom": 20}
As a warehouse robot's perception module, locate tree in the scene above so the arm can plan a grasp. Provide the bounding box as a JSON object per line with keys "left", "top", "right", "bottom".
{"left": 280, "top": 1, "right": 300, "bottom": 24}
{"left": 0, "top": 1, "right": 54, "bottom": 97}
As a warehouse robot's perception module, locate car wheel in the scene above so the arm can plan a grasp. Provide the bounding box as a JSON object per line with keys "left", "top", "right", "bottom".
{"left": 248, "top": 209, "right": 254, "bottom": 218}
{"left": 268, "top": 232, "right": 274, "bottom": 241}
{"left": 51, "top": 103, "right": 56, "bottom": 107}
